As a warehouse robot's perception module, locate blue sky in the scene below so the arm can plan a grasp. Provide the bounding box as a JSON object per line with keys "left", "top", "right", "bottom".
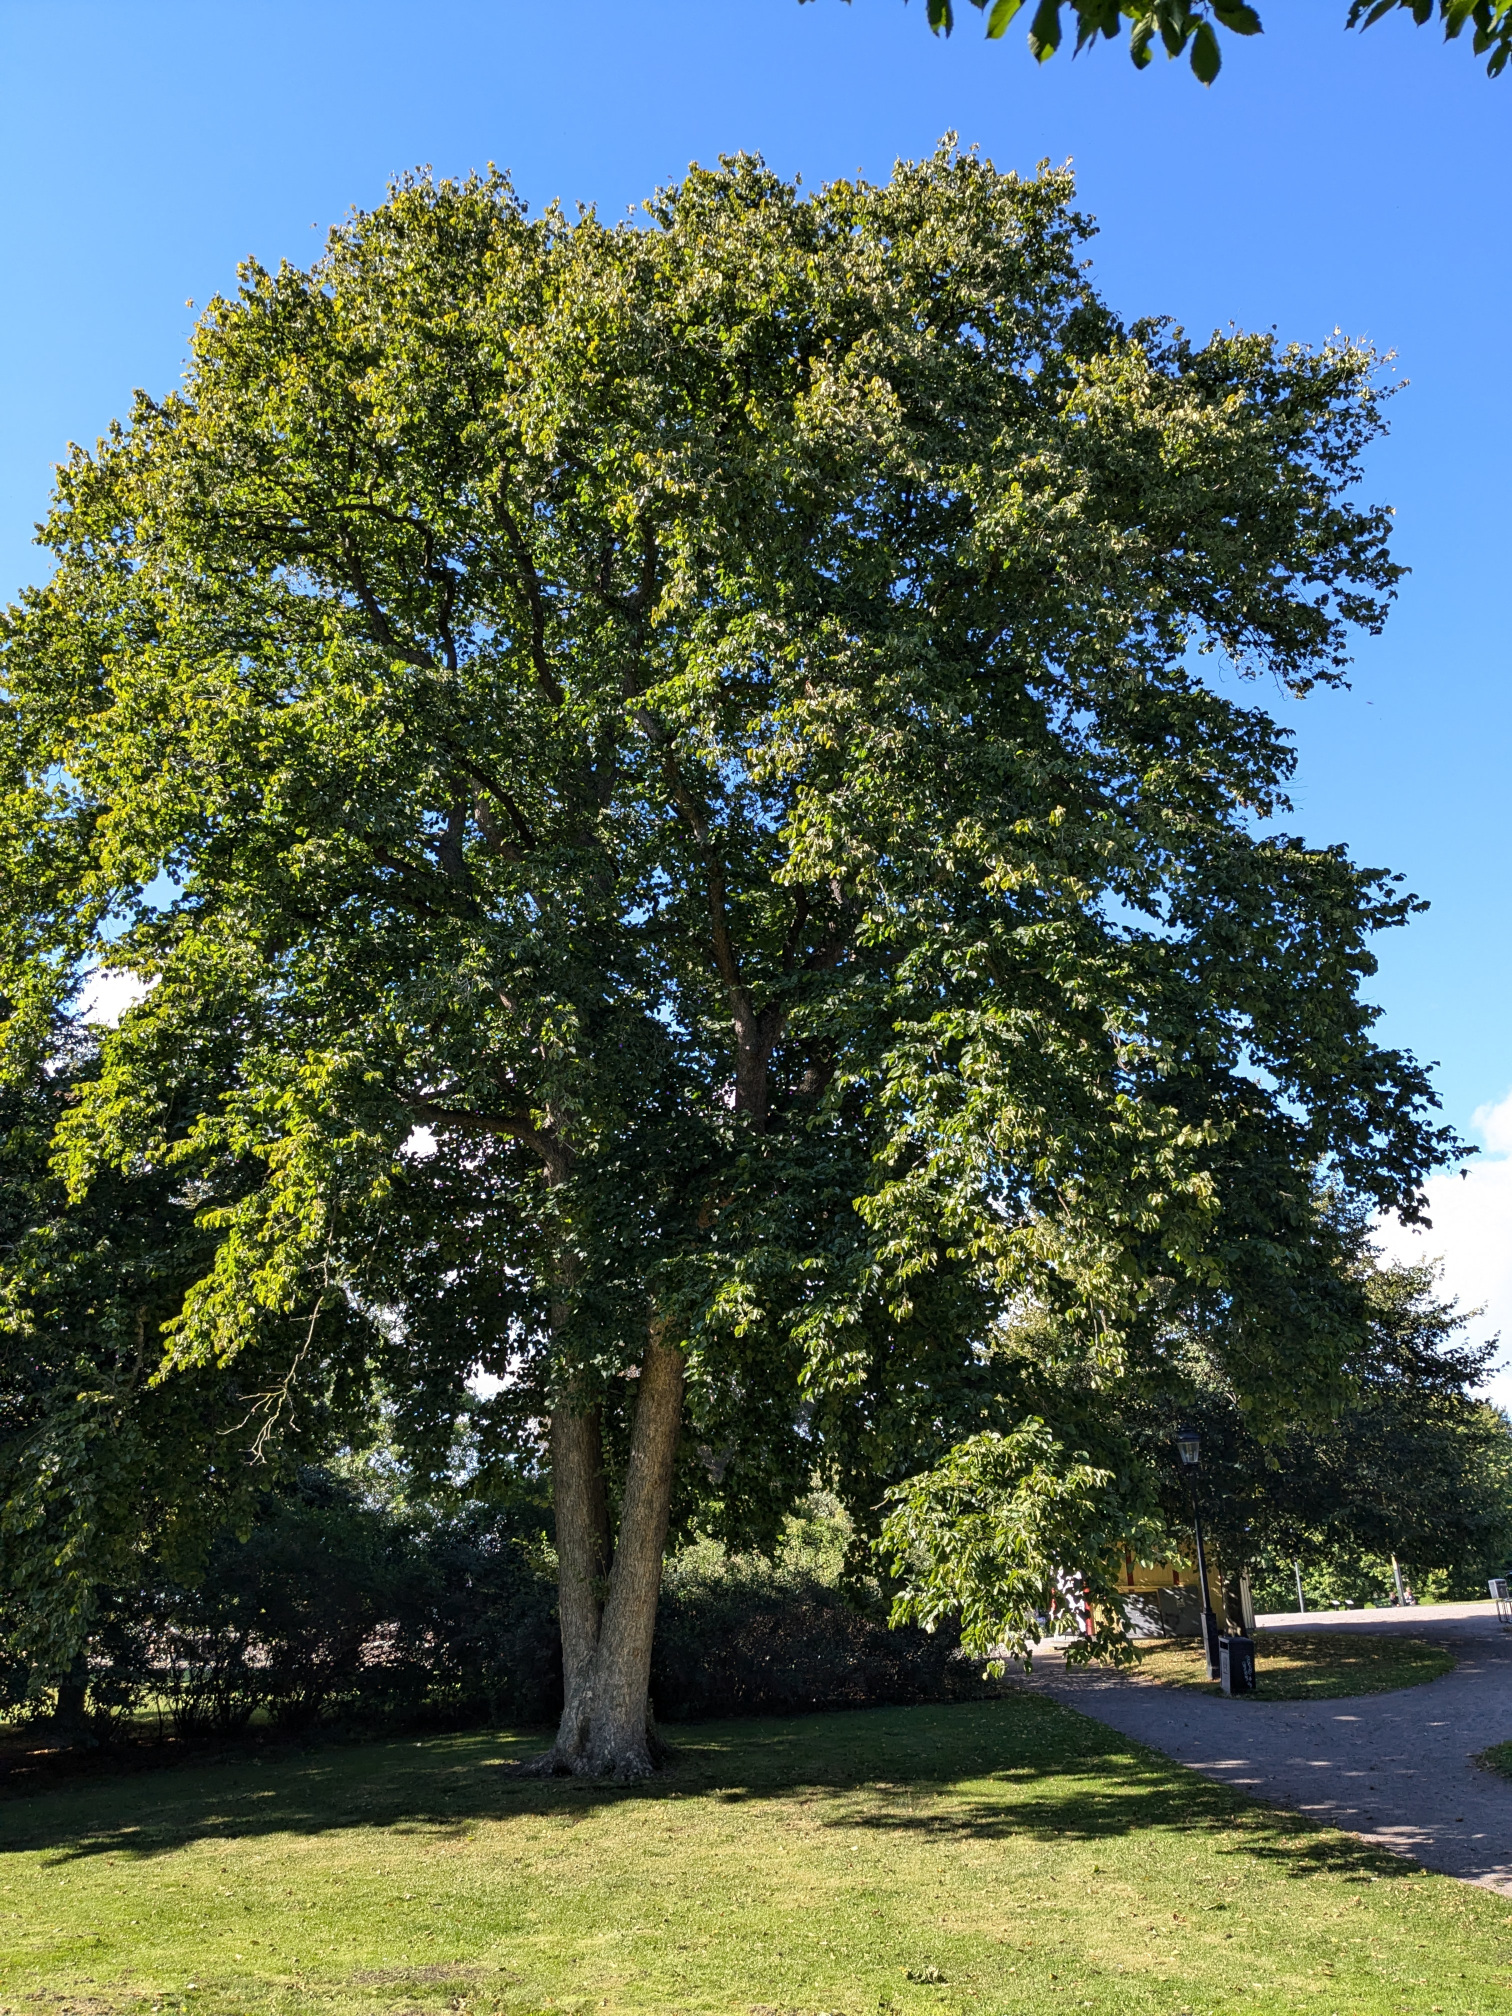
{"left": 3, "top": 0, "right": 1509, "bottom": 1371}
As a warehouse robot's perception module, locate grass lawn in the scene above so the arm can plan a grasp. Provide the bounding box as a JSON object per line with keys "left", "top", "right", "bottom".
{"left": 1133, "top": 1631, "right": 1455, "bottom": 1701}
{"left": 3, "top": 1693, "right": 1509, "bottom": 2016}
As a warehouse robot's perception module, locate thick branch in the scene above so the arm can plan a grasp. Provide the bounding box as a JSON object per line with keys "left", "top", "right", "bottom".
{"left": 590, "top": 520, "right": 661, "bottom": 623}
{"left": 338, "top": 534, "right": 438, "bottom": 672}
{"left": 426, "top": 731, "right": 539, "bottom": 856}
{"left": 493, "top": 492, "right": 567, "bottom": 706}
{"left": 434, "top": 798, "right": 471, "bottom": 891}
{"left": 369, "top": 844, "right": 482, "bottom": 922}
{"left": 779, "top": 888, "right": 811, "bottom": 973}
{"left": 473, "top": 795, "right": 525, "bottom": 860}
{"left": 404, "top": 1097, "right": 556, "bottom": 1169}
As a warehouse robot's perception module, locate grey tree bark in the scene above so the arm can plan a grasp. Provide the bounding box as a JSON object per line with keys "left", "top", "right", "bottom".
{"left": 532, "top": 1328, "right": 684, "bottom": 1778}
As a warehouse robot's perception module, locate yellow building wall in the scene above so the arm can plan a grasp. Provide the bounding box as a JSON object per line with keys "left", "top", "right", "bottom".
{"left": 1118, "top": 1553, "right": 1194, "bottom": 1594}
{"left": 1117, "top": 1551, "right": 1246, "bottom": 1631}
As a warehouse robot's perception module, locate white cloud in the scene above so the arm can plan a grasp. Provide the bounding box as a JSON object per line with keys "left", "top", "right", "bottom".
{"left": 1472, "top": 1088, "right": 1512, "bottom": 1157}
{"left": 77, "top": 968, "right": 152, "bottom": 1027}
{"left": 1374, "top": 1088, "right": 1512, "bottom": 1408}
{"left": 401, "top": 1125, "right": 438, "bottom": 1160}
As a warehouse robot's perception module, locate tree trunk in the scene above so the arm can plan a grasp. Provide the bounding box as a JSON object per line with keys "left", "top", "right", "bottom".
{"left": 534, "top": 1328, "right": 684, "bottom": 1778}
{"left": 51, "top": 1655, "right": 92, "bottom": 1746}
{"left": 550, "top": 1393, "right": 611, "bottom": 1759}
{"left": 1222, "top": 1568, "right": 1250, "bottom": 1635}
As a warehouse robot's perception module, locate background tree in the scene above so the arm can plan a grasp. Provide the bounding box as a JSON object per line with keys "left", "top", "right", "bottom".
{"left": 884, "top": 1237, "right": 1508, "bottom": 1653}
{"left": 1162, "top": 1252, "right": 1512, "bottom": 1607}
{"left": 821, "top": 0, "right": 1512, "bottom": 83}
{"left": 0, "top": 1009, "right": 378, "bottom": 1730}
{"left": 0, "top": 147, "right": 1455, "bottom": 1776}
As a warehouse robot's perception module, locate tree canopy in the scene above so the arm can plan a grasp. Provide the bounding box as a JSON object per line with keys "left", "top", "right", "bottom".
{"left": 818, "top": 0, "right": 1512, "bottom": 83}
{"left": 0, "top": 146, "right": 1459, "bottom": 1771}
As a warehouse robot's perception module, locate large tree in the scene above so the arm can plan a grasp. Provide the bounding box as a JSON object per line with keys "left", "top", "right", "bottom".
{"left": 0, "top": 148, "right": 1454, "bottom": 1776}
{"left": 822, "top": 1, "right": 1512, "bottom": 83}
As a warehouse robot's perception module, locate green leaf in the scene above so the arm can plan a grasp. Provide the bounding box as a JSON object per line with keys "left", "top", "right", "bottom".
{"left": 1027, "top": 0, "right": 1062, "bottom": 59}
{"left": 1191, "top": 18, "right": 1222, "bottom": 78}
{"left": 1347, "top": 0, "right": 1512, "bottom": 72}
{"left": 1072, "top": 0, "right": 1122, "bottom": 46}
{"left": 927, "top": 0, "right": 955, "bottom": 31}
{"left": 985, "top": 0, "right": 1025, "bottom": 36}
{"left": 1159, "top": 5, "right": 1191, "bottom": 58}
{"left": 1211, "top": 1, "right": 1264, "bottom": 33}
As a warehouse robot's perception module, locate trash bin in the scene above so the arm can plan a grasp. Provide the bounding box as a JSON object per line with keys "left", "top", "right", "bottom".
{"left": 1218, "top": 1634, "right": 1255, "bottom": 1696}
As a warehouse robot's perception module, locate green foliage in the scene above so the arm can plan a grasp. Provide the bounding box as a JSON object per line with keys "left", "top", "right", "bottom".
{"left": 1152, "top": 1252, "right": 1512, "bottom": 1604}
{"left": 154, "top": 1474, "right": 436, "bottom": 1735}
{"left": 0, "top": 147, "right": 1458, "bottom": 1674}
{"left": 0, "top": 1464, "right": 562, "bottom": 1736}
{"left": 1248, "top": 1547, "right": 1438, "bottom": 1612}
{"left": 1348, "top": 0, "right": 1512, "bottom": 77}
{"left": 880, "top": 1418, "right": 1161, "bottom": 1666}
{"left": 0, "top": 1022, "right": 383, "bottom": 1695}
{"left": 5, "top": 1475, "right": 994, "bottom": 1739}
{"left": 654, "top": 1497, "right": 999, "bottom": 1716}
{"left": 1248, "top": 1531, "right": 1503, "bottom": 1611}
{"left": 824, "top": 0, "right": 1512, "bottom": 79}
{"left": 146, "top": 1469, "right": 562, "bottom": 1734}
{"left": 873, "top": 1239, "right": 1504, "bottom": 1662}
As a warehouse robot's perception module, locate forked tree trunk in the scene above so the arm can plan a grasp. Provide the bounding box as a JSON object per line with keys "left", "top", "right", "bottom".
{"left": 532, "top": 1328, "right": 684, "bottom": 1778}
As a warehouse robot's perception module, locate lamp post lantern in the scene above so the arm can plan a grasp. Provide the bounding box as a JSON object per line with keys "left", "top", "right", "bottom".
{"left": 1175, "top": 1425, "right": 1222, "bottom": 1680}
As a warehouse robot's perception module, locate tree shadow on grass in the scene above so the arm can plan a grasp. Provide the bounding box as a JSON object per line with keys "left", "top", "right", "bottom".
{"left": 0, "top": 1690, "right": 1422, "bottom": 1889}
{"left": 830, "top": 1768, "right": 1416, "bottom": 1881}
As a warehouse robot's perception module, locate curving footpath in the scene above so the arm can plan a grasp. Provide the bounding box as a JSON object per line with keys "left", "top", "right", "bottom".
{"left": 1023, "top": 1602, "right": 1512, "bottom": 1893}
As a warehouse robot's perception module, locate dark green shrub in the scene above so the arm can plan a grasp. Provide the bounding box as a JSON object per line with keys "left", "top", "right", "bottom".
{"left": 154, "top": 1610, "right": 261, "bottom": 1737}
{"left": 164, "top": 1472, "right": 559, "bottom": 1734}
{"left": 400, "top": 1504, "right": 561, "bottom": 1725}
{"left": 9, "top": 1480, "right": 993, "bottom": 1745}
{"left": 651, "top": 1539, "right": 997, "bottom": 1722}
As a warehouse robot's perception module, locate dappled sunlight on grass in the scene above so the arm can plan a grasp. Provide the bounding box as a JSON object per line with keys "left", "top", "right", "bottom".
{"left": 3, "top": 1694, "right": 1509, "bottom": 2015}
{"left": 1134, "top": 1630, "right": 1455, "bottom": 1700}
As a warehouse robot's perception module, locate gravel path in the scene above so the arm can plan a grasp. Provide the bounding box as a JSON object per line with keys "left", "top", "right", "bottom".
{"left": 1024, "top": 1602, "right": 1512, "bottom": 1892}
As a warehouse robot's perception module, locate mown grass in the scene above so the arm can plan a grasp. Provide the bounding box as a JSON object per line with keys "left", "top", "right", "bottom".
{"left": 1134, "top": 1630, "right": 1455, "bottom": 1700}
{"left": 3, "top": 1693, "right": 1509, "bottom": 2016}
{"left": 1477, "top": 1740, "right": 1512, "bottom": 1781}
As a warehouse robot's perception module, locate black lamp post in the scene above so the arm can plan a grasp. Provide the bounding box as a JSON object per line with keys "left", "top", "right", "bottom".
{"left": 1175, "top": 1425, "right": 1221, "bottom": 1680}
